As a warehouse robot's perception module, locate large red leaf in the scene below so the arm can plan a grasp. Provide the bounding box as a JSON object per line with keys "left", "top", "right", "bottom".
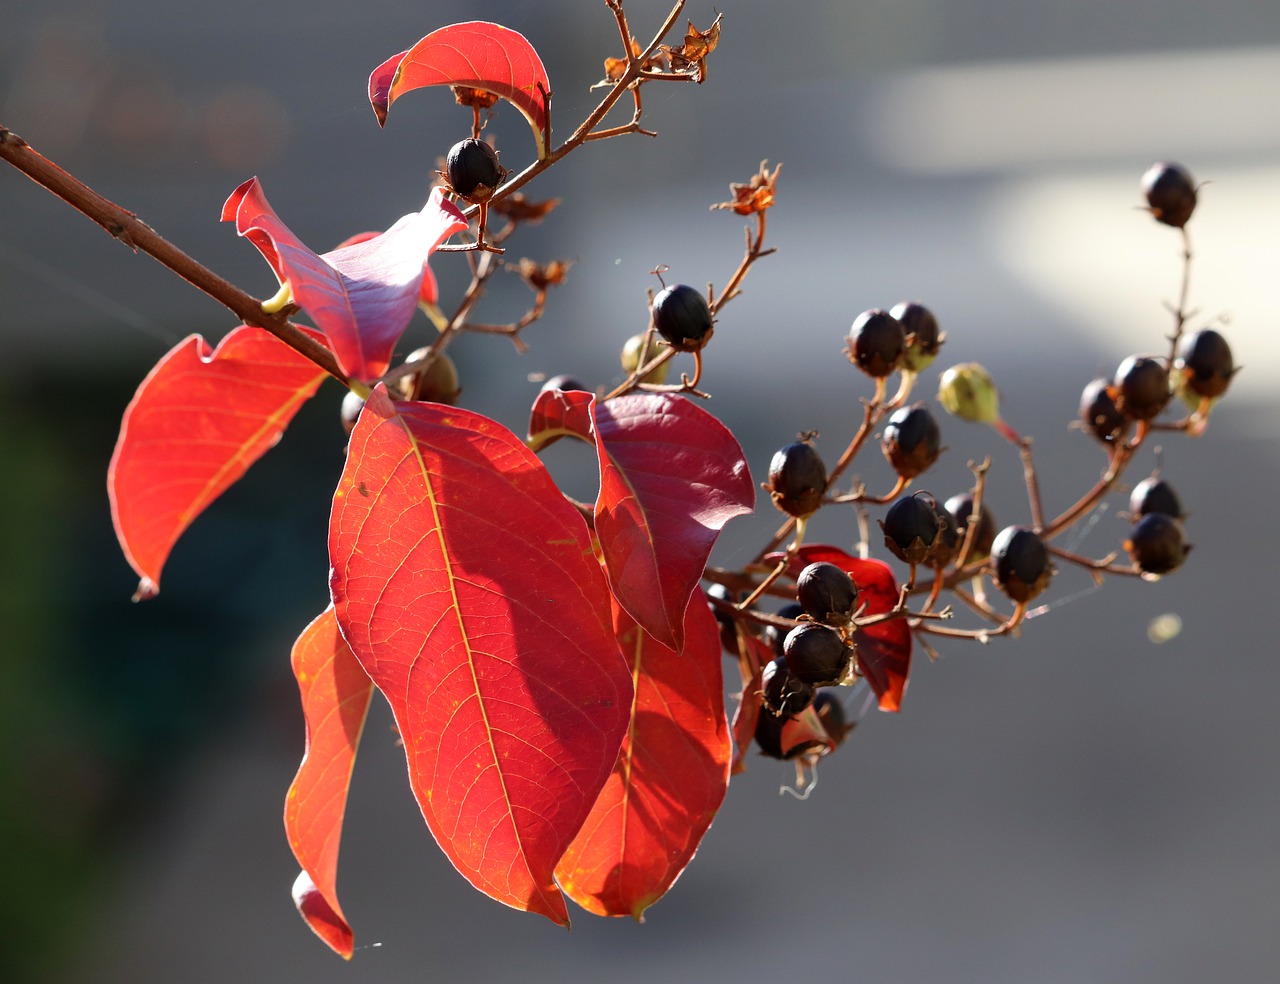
{"left": 781, "top": 546, "right": 912, "bottom": 711}
{"left": 284, "top": 607, "right": 374, "bottom": 959}
{"left": 222, "top": 178, "right": 466, "bottom": 382}
{"left": 370, "top": 22, "right": 551, "bottom": 158}
{"left": 329, "top": 387, "right": 633, "bottom": 925}
{"left": 108, "top": 325, "right": 329, "bottom": 601}
{"left": 556, "top": 589, "right": 730, "bottom": 920}
{"left": 528, "top": 390, "right": 755, "bottom": 651}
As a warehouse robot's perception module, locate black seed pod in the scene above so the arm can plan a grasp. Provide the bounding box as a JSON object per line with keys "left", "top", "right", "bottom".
{"left": 1125, "top": 513, "right": 1191, "bottom": 575}
{"left": 881, "top": 402, "right": 942, "bottom": 479}
{"left": 783, "top": 623, "right": 853, "bottom": 686}
{"left": 652, "top": 284, "right": 714, "bottom": 352}
{"left": 1113, "top": 356, "right": 1170, "bottom": 422}
{"left": 1079, "top": 377, "right": 1129, "bottom": 444}
{"left": 766, "top": 602, "right": 805, "bottom": 658}
{"left": 704, "top": 582, "right": 740, "bottom": 654}
{"left": 990, "top": 526, "right": 1052, "bottom": 604}
{"left": 1129, "top": 476, "right": 1183, "bottom": 521}
{"left": 1175, "top": 329, "right": 1234, "bottom": 401}
{"left": 539, "top": 374, "right": 589, "bottom": 394}
{"left": 752, "top": 704, "right": 828, "bottom": 760}
{"left": 1142, "top": 162, "right": 1197, "bottom": 228}
{"left": 446, "top": 137, "right": 504, "bottom": 202}
{"left": 944, "top": 491, "right": 996, "bottom": 560}
{"left": 813, "top": 691, "right": 855, "bottom": 747}
{"left": 761, "top": 656, "right": 816, "bottom": 717}
{"left": 880, "top": 492, "right": 944, "bottom": 566}
{"left": 890, "top": 301, "right": 942, "bottom": 372}
{"left": 846, "top": 309, "right": 907, "bottom": 378}
{"left": 796, "top": 563, "right": 858, "bottom": 623}
{"left": 767, "top": 440, "right": 827, "bottom": 519}
{"left": 927, "top": 500, "right": 961, "bottom": 569}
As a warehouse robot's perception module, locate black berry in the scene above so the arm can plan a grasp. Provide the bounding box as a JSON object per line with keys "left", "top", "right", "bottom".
{"left": 704, "top": 582, "right": 740, "bottom": 654}
{"left": 796, "top": 563, "right": 858, "bottom": 623}
{"left": 1175, "top": 329, "right": 1234, "bottom": 401}
{"left": 1125, "top": 513, "right": 1190, "bottom": 575}
{"left": 783, "top": 623, "right": 853, "bottom": 686}
{"left": 1113, "top": 356, "right": 1170, "bottom": 422}
{"left": 766, "top": 602, "right": 805, "bottom": 658}
{"left": 761, "top": 656, "right": 816, "bottom": 717}
{"left": 881, "top": 402, "right": 942, "bottom": 479}
{"left": 945, "top": 491, "right": 996, "bottom": 560}
{"left": 890, "top": 301, "right": 942, "bottom": 372}
{"left": 767, "top": 440, "right": 827, "bottom": 519}
{"left": 651, "top": 284, "right": 713, "bottom": 352}
{"left": 813, "top": 690, "right": 855, "bottom": 747}
{"left": 846, "top": 309, "right": 907, "bottom": 378}
{"left": 1129, "top": 476, "right": 1183, "bottom": 521}
{"left": 880, "top": 492, "right": 945, "bottom": 566}
{"left": 1142, "top": 162, "right": 1197, "bottom": 228}
{"left": 446, "top": 137, "right": 504, "bottom": 202}
{"left": 1079, "top": 377, "right": 1129, "bottom": 444}
{"left": 540, "top": 374, "right": 589, "bottom": 394}
{"left": 990, "top": 526, "right": 1052, "bottom": 603}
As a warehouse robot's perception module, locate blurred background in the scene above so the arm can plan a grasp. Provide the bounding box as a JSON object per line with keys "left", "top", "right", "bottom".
{"left": 2, "top": 0, "right": 1279, "bottom": 981}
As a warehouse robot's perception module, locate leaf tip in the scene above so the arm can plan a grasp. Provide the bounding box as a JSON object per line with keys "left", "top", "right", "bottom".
{"left": 132, "top": 577, "right": 159, "bottom": 603}
{"left": 292, "top": 870, "right": 356, "bottom": 959}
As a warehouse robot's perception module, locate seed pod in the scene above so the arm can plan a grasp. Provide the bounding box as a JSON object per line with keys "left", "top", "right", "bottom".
{"left": 881, "top": 402, "right": 942, "bottom": 479}
{"left": 761, "top": 656, "right": 816, "bottom": 717}
{"left": 651, "top": 284, "right": 713, "bottom": 352}
{"left": 926, "top": 500, "right": 961, "bottom": 569}
{"left": 937, "top": 363, "right": 999, "bottom": 425}
{"left": 398, "top": 347, "right": 460, "bottom": 404}
{"left": 767, "top": 440, "right": 827, "bottom": 519}
{"left": 1175, "top": 328, "right": 1234, "bottom": 401}
{"left": 846, "top": 309, "right": 907, "bottom": 378}
{"left": 620, "top": 333, "right": 671, "bottom": 385}
{"left": 1125, "top": 513, "right": 1191, "bottom": 575}
{"left": 340, "top": 389, "right": 367, "bottom": 436}
{"left": 944, "top": 492, "right": 997, "bottom": 560}
{"left": 890, "top": 301, "right": 943, "bottom": 372}
{"left": 1113, "top": 356, "right": 1170, "bottom": 422}
{"left": 704, "top": 582, "right": 740, "bottom": 654}
{"left": 539, "top": 374, "right": 589, "bottom": 394}
{"left": 1079, "top": 377, "right": 1129, "bottom": 444}
{"left": 880, "top": 492, "right": 945, "bottom": 566}
{"left": 813, "top": 691, "right": 855, "bottom": 748}
{"left": 445, "top": 137, "right": 504, "bottom": 202}
{"left": 1141, "top": 162, "right": 1197, "bottom": 228}
{"left": 990, "top": 526, "right": 1052, "bottom": 604}
{"left": 796, "top": 563, "right": 858, "bottom": 624}
{"left": 1129, "top": 476, "right": 1183, "bottom": 521}
{"left": 783, "top": 623, "right": 853, "bottom": 686}
{"left": 766, "top": 602, "right": 805, "bottom": 658}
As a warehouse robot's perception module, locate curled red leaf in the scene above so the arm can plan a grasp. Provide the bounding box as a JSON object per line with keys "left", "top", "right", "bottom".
{"left": 370, "top": 22, "right": 551, "bottom": 158}
{"left": 222, "top": 178, "right": 466, "bottom": 382}
{"left": 107, "top": 326, "right": 329, "bottom": 600}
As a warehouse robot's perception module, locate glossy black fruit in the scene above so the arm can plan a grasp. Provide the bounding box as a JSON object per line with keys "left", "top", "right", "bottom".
{"left": 990, "top": 526, "right": 1052, "bottom": 603}
{"left": 926, "top": 500, "right": 961, "bottom": 569}
{"left": 1125, "top": 513, "right": 1190, "bottom": 575}
{"left": 944, "top": 491, "right": 996, "bottom": 560}
{"left": 539, "top": 374, "right": 589, "bottom": 394}
{"left": 890, "top": 301, "right": 942, "bottom": 372}
{"left": 1175, "top": 328, "right": 1234, "bottom": 401}
{"left": 1129, "top": 476, "right": 1183, "bottom": 521}
{"left": 846, "top": 309, "right": 907, "bottom": 378}
{"left": 796, "top": 563, "right": 858, "bottom": 623}
{"left": 881, "top": 402, "right": 942, "bottom": 479}
{"left": 1113, "top": 356, "right": 1170, "bottom": 422}
{"left": 767, "top": 441, "right": 827, "bottom": 519}
{"left": 767, "top": 602, "right": 805, "bottom": 658}
{"left": 761, "top": 656, "right": 816, "bottom": 717}
{"left": 813, "top": 690, "right": 855, "bottom": 747}
{"left": 446, "top": 137, "right": 504, "bottom": 202}
{"left": 880, "top": 492, "right": 945, "bottom": 566}
{"left": 1142, "top": 162, "right": 1197, "bottom": 228}
{"left": 651, "top": 284, "right": 713, "bottom": 352}
{"left": 783, "top": 622, "right": 853, "bottom": 686}
{"left": 1079, "top": 377, "right": 1129, "bottom": 444}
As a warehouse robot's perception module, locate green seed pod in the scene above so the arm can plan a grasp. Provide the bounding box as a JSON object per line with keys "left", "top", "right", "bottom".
{"left": 937, "top": 363, "right": 999, "bottom": 424}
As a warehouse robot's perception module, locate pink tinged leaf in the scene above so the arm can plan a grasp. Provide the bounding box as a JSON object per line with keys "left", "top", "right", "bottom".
{"left": 371, "top": 22, "right": 552, "bottom": 158}
{"left": 222, "top": 178, "right": 466, "bottom": 382}
{"left": 329, "top": 387, "right": 633, "bottom": 925}
{"left": 107, "top": 325, "right": 329, "bottom": 601}
{"left": 556, "top": 590, "right": 731, "bottom": 920}
{"left": 336, "top": 230, "right": 440, "bottom": 307}
{"left": 779, "top": 545, "right": 912, "bottom": 711}
{"left": 285, "top": 607, "right": 374, "bottom": 959}
{"left": 528, "top": 390, "right": 755, "bottom": 651}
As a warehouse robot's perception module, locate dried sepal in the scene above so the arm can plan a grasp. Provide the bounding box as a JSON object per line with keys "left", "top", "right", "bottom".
{"left": 711, "top": 160, "right": 781, "bottom": 216}
{"left": 491, "top": 193, "right": 561, "bottom": 224}
{"left": 661, "top": 14, "right": 723, "bottom": 83}
{"left": 518, "top": 258, "right": 572, "bottom": 290}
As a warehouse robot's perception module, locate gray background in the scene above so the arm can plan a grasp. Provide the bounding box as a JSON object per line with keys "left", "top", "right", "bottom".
{"left": 2, "top": 1, "right": 1279, "bottom": 981}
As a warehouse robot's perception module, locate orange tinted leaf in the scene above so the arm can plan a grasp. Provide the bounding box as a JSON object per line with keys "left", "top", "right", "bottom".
{"left": 107, "top": 326, "right": 328, "bottom": 600}
{"left": 557, "top": 590, "right": 730, "bottom": 920}
{"left": 370, "top": 22, "right": 551, "bottom": 158}
{"left": 284, "top": 608, "right": 374, "bottom": 959}
{"left": 329, "top": 387, "right": 632, "bottom": 925}
{"left": 528, "top": 390, "right": 755, "bottom": 650}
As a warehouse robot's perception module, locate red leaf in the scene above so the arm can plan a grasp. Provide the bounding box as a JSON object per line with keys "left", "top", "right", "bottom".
{"left": 556, "top": 589, "right": 731, "bottom": 920}
{"left": 222, "top": 178, "right": 466, "bottom": 382}
{"left": 781, "top": 546, "right": 912, "bottom": 711}
{"left": 284, "top": 607, "right": 374, "bottom": 959}
{"left": 370, "top": 22, "right": 551, "bottom": 158}
{"left": 528, "top": 390, "right": 755, "bottom": 650}
{"left": 335, "top": 230, "right": 440, "bottom": 307}
{"left": 329, "top": 387, "right": 633, "bottom": 925}
{"left": 107, "top": 326, "right": 329, "bottom": 600}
